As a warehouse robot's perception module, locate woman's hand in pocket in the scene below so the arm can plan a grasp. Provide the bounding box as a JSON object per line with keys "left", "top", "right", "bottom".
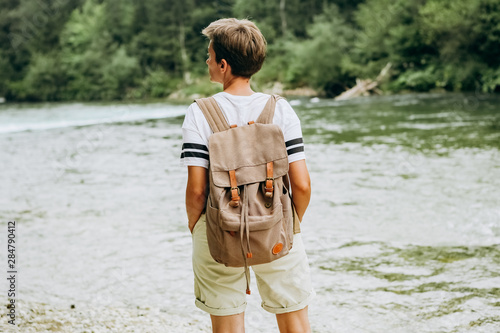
{"left": 189, "top": 220, "right": 197, "bottom": 234}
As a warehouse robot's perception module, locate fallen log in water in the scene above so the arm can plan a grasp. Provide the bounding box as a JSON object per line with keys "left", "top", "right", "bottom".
{"left": 335, "top": 63, "right": 391, "bottom": 100}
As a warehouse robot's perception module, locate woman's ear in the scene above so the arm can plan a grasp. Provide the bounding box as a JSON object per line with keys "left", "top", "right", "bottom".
{"left": 220, "top": 59, "right": 228, "bottom": 72}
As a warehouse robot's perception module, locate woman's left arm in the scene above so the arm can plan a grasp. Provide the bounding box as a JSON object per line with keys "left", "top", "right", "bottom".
{"left": 186, "top": 166, "right": 208, "bottom": 232}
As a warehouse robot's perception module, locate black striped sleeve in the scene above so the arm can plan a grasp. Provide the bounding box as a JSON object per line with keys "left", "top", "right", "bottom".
{"left": 285, "top": 138, "right": 303, "bottom": 147}
{"left": 180, "top": 143, "right": 209, "bottom": 160}
{"left": 182, "top": 143, "right": 208, "bottom": 152}
{"left": 180, "top": 151, "right": 209, "bottom": 159}
{"left": 285, "top": 138, "right": 305, "bottom": 156}
{"left": 287, "top": 146, "right": 305, "bottom": 156}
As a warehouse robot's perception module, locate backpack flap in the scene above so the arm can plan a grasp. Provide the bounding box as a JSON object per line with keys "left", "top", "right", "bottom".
{"left": 209, "top": 123, "right": 289, "bottom": 187}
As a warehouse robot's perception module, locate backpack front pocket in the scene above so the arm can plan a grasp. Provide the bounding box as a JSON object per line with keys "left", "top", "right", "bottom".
{"left": 212, "top": 202, "right": 290, "bottom": 266}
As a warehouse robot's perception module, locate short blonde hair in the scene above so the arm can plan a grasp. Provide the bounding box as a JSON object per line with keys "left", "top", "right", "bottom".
{"left": 202, "top": 18, "right": 267, "bottom": 78}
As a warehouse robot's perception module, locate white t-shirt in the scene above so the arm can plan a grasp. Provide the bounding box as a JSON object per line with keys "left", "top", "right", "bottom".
{"left": 180, "top": 92, "right": 305, "bottom": 168}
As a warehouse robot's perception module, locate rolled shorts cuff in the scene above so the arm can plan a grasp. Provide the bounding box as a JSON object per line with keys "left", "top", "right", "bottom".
{"left": 195, "top": 299, "right": 247, "bottom": 316}
{"left": 261, "top": 289, "right": 316, "bottom": 315}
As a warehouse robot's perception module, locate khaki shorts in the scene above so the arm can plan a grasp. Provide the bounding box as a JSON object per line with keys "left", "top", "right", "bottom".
{"left": 191, "top": 214, "right": 315, "bottom": 316}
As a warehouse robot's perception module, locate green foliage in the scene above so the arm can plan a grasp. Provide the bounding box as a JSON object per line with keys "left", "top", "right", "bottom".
{"left": 131, "top": 68, "right": 182, "bottom": 99}
{"left": 100, "top": 46, "right": 141, "bottom": 100}
{"left": 7, "top": 0, "right": 82, "bottom": 54}
{"left": 58, "top": 0, "right": 140, "bottom": 100}
{"left": 104, "top": 0, "right": 135, "bottom": 44}
{"left": 353, "top": 0, "right": 499, "bottom": 94}
{"left": 180, "top": 78, "right": 223, "bottom": 98}
{"left": 419, "top": 0, "right": 482, "bottom": 64}
{"left": 354, "top": 0, "right": 433, "bottom": 76}
{"left": 233, "top": 0, "right": 364, "bottom": 40}
{"left": 415, "top": 0, "right": 500, "bottom": 91}
{"left": 391, "top": 67, "right": 438, "bottom": 92}
{"left": 253, "top": 39, "right": 291, "bottom": 86}
{"left": 60, "top": 0, "right": 105, "bottom": 54}
{"left": 0, "top": 0, "right": 499, "bottom": 101}
{"left": 8, "top": 52, "right": 68, "bottom": 101}
{"left": 285, "top": 5, "right": 357, "bottom": 96}
{"left": 0, "top": 50, "right": 15, "bottom": 96}
{"left": 481, "top": 68, "right": 500, "bottom": 93}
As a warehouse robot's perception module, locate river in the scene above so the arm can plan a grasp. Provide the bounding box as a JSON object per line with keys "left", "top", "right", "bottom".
{"left": 0, "top": 93, "right": 499, "bottom": 332}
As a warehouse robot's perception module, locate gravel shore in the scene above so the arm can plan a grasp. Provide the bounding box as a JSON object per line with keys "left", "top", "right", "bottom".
{"left": 1, "top": 300, "right": 210, "bottom": 332}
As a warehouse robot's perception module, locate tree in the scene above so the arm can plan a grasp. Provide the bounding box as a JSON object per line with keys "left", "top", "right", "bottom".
{"left": 59, "top": 0, "right": 140, "bottom": 100}
{"left": 285, "top": 5, "right": 357, "bottom": 96}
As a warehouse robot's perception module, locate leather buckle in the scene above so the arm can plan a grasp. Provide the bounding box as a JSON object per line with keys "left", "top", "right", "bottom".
{"left": 265, "top": 178, "right": 274, "bottom": 192}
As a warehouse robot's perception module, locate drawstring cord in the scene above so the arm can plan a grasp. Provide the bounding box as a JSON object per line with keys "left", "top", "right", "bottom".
{"left": 239, "top": 185, "right": 252, "bottom": 295}
{"left": 245, "top": 187, "right": 252, "bottom": 258}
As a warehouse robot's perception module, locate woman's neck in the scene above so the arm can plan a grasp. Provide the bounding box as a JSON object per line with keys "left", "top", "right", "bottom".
{"left": 222, "top": 75, "right": 254, "bottom": 96}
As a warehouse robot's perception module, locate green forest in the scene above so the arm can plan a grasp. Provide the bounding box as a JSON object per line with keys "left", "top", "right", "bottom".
{"left": 1, "top": 0, "right": 499, "bottom": 101}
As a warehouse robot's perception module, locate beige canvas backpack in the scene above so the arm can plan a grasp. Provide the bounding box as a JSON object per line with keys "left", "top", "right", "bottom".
{"left": 195, "top": 94, "right": 295, "bottom": 294}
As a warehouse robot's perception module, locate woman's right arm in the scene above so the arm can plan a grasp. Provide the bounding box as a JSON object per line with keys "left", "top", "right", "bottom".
{"left": 288, "top": 160, "right": 311, "bottom": 221}
{"left": 186, "top": 166, "right": 208, "bottom": 232}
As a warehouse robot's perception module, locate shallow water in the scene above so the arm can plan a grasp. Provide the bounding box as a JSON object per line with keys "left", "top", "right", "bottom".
{"left": 1, "top": 93, "right": 499, "bottom": 332}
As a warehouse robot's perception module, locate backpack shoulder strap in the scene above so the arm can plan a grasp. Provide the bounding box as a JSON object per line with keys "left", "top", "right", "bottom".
{"left": 256, "top": 95, "right": 283, "bottom": 124}
{"left": 195, "top": 97, "right": 230, "bottom": 133}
